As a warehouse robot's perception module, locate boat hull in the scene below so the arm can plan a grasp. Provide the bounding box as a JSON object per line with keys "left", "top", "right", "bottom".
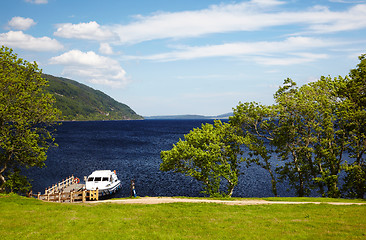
{"left": 96, "top": 181, "right": 122, "bottom": 197}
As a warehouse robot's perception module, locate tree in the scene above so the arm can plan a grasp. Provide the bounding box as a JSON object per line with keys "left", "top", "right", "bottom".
{"left": 340, "top": 54, "right": 366, "bottom": 198}
{"left": 230, "top": 102, "right": 278, "bottom": 197}
{"left": 270, "top": 79, "right": 319, "bottom": 197}
{"left": 0, "top": 46, "right": 60, "bottom": 193}
{"left": 272, "top": 77, "right": 349, "bottom": 198}
{"left": 231, "top": 76, "right": 351, "bottom": 198}
{"left": 160, "top": 120, "right": 245, "bottom": 197}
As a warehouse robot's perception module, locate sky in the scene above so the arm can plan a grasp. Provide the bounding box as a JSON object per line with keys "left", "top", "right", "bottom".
{"left": 1, "top": 0, "right": 365, "bottom": 116}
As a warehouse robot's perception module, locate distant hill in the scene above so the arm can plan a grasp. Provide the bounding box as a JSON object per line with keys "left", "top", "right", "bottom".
{"left": 144, "top": 113, "right": 233, "bottom": 120}
{"left": 43, "top": 74, "right": 143, "bottom": 121}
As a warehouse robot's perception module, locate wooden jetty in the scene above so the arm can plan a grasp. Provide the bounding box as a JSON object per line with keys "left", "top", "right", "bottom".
{"left": 31, "top": 175, "right": 99, "bottom": 203}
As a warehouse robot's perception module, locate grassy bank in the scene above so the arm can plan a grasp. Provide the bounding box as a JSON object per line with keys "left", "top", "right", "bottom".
{"left": 1, "top": 194, "right": 365, "bottom": 239}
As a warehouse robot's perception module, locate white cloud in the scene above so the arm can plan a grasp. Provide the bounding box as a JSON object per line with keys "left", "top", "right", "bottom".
{"left": 25, "top": 0, "right": 48, "bottom": 4}
{"left": 306, "top": 4, "right": 366, "bottom": 33}
{"left": 126, "top": 37, "right": 337, "bottom": 65}
{"left": 49, "top": 50, "right": 128, "bottom": 87}
{"left": 329, "top": 0, "right": 366, "bottom": 3}
{"left": 0, "top": 31, "right": 63, "bottom": 51}
{"left": 254, "top": 53, "right": 329, "bottom": 66}
{"left": 50, "top": 1, "right": 366, "bottom": 45}
{"left": 110, "top": 1, "right": 366, "bottom": 44}
{"left": 113, "top": 1, "right": 285, "bottom": 44}
{"left": 8, "top": 17, "right": 36, "bottom": 30}
{"left": 99, "top": 43, "right": 113, "bottom": 55}
{"left": 54, "top": 21, "right": 115, "bottom": 41}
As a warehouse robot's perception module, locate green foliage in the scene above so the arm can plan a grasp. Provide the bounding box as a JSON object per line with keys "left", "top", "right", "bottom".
{"left": 43, "top": 74, "right": 143, "bottom": 121}
{"left": 160, "top": 120, "right": 245, "bottom": 197}
{"left": 3, "top": 169, "right": 31, "bottom": 194}
{"left": 273, "top": 76, "right": 348, "bottom": 197}
{"left": 0, "top": 46, "right": 60, "bottom": 193}
{"left": 342, "top": 163, "right": 366, "bottom": 198}
{"left": 230, "top": 54, "right": 366, "bottom": 198}
{"left": 230, "top": 101, "right": 278, "bottom": 197}
{"left": 338, "top": 54, "right": 366, "bottom": 199}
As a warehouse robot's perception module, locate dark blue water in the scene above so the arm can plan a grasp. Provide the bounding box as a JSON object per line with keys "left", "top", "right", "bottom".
{"left": 25, "top": 120, "right": 294, "bottom": 198}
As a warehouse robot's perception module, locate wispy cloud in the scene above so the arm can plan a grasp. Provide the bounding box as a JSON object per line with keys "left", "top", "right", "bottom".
{"left": 49, "top": 50, "right": 128, "bottom": 87}
{"left": 305, "top": 4, "right": 366, "bottom": 33}
{"left": 0, "top": 31, "right": 63, "bottom": 51}
{"left": 51, "top": 1, "right": 366, "bottom": 44}
{"left": 253, "top": 53, "right": 329, "bottom": 66}
{"left": 113, "top": 1, "right": 366, "bottom": 44}
{"left": 25, "top": 0, "right": 48, "bottom": 4}
{"left": 124, "top": 37, "right": 338, "bottom": 64}
{"left": 329, "top": 0, "right": 366, "bottom": 3}
{"left": 112, "top": 0, "right": 286, "bottom": 44}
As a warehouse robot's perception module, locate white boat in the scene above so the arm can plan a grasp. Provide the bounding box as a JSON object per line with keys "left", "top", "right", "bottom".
{"left": 85, "top": 170, "right": 121, "bottom": 197}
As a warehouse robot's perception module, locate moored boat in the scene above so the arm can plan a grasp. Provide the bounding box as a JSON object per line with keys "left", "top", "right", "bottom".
{"left": 85, "top": 170, "right": 121, "bottom": 197}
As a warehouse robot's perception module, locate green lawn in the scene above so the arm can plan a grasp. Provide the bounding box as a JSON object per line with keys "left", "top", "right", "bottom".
{"left": 1, "top": 194, "right": 365, "bottom": 239}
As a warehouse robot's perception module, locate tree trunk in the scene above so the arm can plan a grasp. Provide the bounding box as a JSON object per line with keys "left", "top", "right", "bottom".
{"left": 227, "top": 183, "right": 234, "bottom": 197}
{"left": 267, "top": 167, "right": 277, "bottom": 197}
{"left": 0, "top": 163, "right": 7, "bottom": 187}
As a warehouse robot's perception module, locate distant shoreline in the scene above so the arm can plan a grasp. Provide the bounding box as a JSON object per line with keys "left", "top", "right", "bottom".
{"left": 144, "top": 113, "right": 232, "bottom": 120}
{"left": 57, "top": 116, "right": 231, "bottom": 122}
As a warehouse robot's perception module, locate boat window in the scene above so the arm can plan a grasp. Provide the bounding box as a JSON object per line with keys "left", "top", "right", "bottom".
{"left": 102, "top": 177, "right": 109, "bottom": 181}
{"left": 87, "top": 177, "right": 94, "bottom": 182}
{"left": 94, "top": 177, "right": 102, "bottom": 181}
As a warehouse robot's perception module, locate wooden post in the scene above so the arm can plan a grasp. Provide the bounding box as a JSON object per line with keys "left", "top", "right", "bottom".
{"left": 38, "top": 192, "right": 41, "bottom": 200}
{"left": 58, "top": 192, "right": 61, "bottom": 202}
{"left": 70, "top": 190, "right": 73, "bottom": 203}
{"left": 47, "top": 193, "right": 50, "bottom": 201}
{"left": 96, "top": 188, "right": 99, "bottom": 201}
{"left": 82, "top": 190, "right": 86, "bottom": 203}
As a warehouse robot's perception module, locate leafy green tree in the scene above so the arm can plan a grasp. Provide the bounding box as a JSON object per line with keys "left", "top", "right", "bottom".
{"left": 160, "top": 120, "right": 245, "bottom": 197}
{"left": 231, "top": 76, "right": 351, "bottom": 198}
{"left": 0, "top": 46, "right": 60, "bottom": 193}
{"left": 273, "top": 77, "right": 348, "bottom": 198}
{"left": 339, "top": 54, "right": 366, "bottom": 198}
{"left": 272, "top": 78, "right": 320, "bottom": 197}
{"left": 307, "top": 77, "right": 348, "bottom": 198}
{"left": 230, "top": 102, "right": 278, "bottom": 197}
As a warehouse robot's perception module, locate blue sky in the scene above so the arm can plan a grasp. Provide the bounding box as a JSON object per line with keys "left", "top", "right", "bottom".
{"left": 1, "top": 0, "right": 365, "bottom": 116}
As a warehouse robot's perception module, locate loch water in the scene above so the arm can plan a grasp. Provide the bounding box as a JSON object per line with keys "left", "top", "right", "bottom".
{"left": 26, "top": 120, "right": 295, "bottom": 198}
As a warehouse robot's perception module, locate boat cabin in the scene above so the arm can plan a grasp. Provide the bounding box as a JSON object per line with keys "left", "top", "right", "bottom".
{"left": 85, "top": 170, "right": 119, "bottom": 191}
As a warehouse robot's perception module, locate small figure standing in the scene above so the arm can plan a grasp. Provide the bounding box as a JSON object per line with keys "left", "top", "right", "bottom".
{"left": 131, "top": 179, "right": 137, "bottom": 197}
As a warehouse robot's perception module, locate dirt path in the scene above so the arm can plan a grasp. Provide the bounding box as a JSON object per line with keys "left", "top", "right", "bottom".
{"left": 91, "top": 197, "right": 366, "bottom": 205}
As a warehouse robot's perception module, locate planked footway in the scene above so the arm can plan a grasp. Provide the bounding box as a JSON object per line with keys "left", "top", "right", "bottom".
{"left": 30, "top": 175, "right": 100, "bottom": 203}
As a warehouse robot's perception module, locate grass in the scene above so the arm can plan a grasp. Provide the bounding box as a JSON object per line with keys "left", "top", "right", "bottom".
{"left": 1, "top": 193, "right": 365, "bottom": 239}
{"left": 167, "top": 196, "right": 366, "bottom": 203}
{"left": 262, "top": 197, "right": 366, "bottom": 203}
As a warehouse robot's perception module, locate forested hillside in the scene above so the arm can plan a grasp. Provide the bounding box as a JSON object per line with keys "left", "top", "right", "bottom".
{"left": 43, "top": 74, "right": 143, "bottom": 121}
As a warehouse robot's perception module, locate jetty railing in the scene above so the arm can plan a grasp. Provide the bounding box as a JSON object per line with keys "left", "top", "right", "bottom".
{"left": 33, "top": 189, "right": 99, "bottom": 203}
{"left": 44, "top": 175, "right": 77, "bottom": 194}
